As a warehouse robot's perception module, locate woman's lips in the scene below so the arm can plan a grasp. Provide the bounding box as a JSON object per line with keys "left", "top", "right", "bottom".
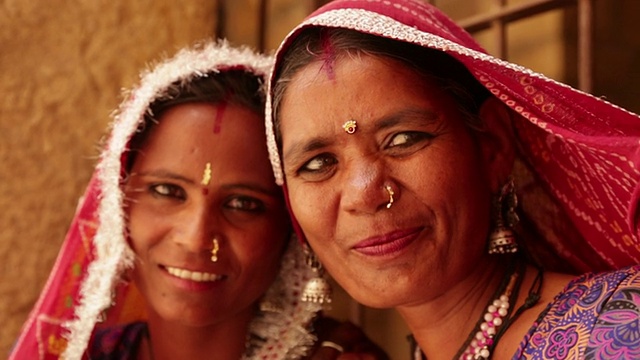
{"left": 352, "top": 227, "right": 423, "bottom": 256}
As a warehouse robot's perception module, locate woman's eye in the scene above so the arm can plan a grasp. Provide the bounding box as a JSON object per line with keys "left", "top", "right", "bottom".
{"left": 151, "top": 184, "right": 186, "bottom": 200}
{"left": 226, "top": 197, "right": 264, "bottom": 212}
{"left": 300, "top": 154, "right": 337, "bottom": 173}
{"left": 387, "top": 131, "right": 432, "bottom": 148}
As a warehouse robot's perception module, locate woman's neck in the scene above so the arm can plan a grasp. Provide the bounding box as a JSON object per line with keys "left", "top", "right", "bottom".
{"left": 397, "top": 257, "right": 508, "bottom": 360}
{"left": 141, "top": 308, "right": 254, "bottom": 360}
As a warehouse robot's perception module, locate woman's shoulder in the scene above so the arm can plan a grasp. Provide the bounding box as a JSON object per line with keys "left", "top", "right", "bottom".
{"left": 578, "top": 265, "right": 640, "bottom": 358}
{"left": 515, "top": 265, "right": 640, "bottom": 359}
{"left": 557, "top": 264, "right": 640, "bottom": 306}
{"left": 573, "top": 264, "right": 640, "bottom": 285}
{"left": 86, "top": 321, "right": 148, "bottom": 359}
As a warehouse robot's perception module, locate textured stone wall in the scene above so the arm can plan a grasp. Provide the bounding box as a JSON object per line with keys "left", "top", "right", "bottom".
{"left": 0, "top": 0, "right": 218, "bottom": 355}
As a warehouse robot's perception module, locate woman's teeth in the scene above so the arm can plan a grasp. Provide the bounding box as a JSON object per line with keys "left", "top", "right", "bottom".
{"left": 166, "top": 266, "right": 222, "bottom": 282}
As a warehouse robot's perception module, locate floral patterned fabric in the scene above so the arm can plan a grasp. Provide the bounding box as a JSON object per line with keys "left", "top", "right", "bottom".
{"left": 515, "top": 265, "right": 640, "bottom": 359}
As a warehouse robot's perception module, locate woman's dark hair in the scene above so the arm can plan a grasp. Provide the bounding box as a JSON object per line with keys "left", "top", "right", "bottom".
{"left": 272, "top": 28, "right": 491, "bottom": 148}
{"left": 126, "top": 69, "right": 265, "bottom": 172}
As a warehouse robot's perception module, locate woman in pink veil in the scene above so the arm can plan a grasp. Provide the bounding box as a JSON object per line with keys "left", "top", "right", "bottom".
{"left": 266, "top": 0, "right": 640, "bottom": 359}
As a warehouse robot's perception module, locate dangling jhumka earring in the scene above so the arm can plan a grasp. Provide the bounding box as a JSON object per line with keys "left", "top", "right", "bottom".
{"left": 211, "top": 237, "right": 220, "bottom": 262}
{"left": 488, "top": 177, "right": 519, "bottom": 254}
{"left": 301, "top": 245, "right": 332, "bottom": 304}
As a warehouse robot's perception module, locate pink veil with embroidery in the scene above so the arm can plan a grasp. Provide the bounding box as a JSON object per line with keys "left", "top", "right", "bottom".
{"left": 264, "top": 0, "right": 640, "bottom": 274}
{"left": 11, "top": 40, "right": 321, "bottom": 360}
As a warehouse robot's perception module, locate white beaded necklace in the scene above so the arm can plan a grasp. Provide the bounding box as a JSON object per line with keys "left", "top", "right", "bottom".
{"left": 458, "top": 273, "right": 518, "bottom": 360}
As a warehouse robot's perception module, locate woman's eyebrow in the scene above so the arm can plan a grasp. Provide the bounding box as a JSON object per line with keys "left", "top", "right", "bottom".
{"left": 134, "top": 170, "right": 195, "bottom": 185}
{"left": 374, "top": 108, "right": 440, "bottom": 131}
{"left": 221, "top": 183, "right": 281, "bottom": 197}
{"left": 283, "top": 136, "right": 333, "bottom": 165}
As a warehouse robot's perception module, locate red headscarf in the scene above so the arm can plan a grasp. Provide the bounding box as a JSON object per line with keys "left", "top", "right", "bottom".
{"left": 265, "top": 0, "right": 640, "bottom": 274}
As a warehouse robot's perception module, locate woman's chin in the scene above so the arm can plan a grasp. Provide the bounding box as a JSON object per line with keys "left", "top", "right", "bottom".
{"left": 342, "top": 281, "right": 416, "bottom": 310}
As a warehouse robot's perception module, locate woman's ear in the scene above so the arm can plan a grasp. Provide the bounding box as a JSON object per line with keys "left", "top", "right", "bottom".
{"left": 476, "top": 96, "right": 516, "bottom": 192}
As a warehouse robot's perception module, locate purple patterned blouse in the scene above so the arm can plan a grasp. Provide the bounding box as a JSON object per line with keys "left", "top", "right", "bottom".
{"left": 514, "top": 265, "right": 640, "bottom": 359}
{"left": 86, "top": 321, "right": 147, "bottom": 359}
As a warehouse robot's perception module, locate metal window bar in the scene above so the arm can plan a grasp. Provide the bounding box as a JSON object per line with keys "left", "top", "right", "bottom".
{"left": 226, "top": 0, "right": 592, "bottom": 90}
{"left": 454, "top": 0, "right": 593, "bottom": 92}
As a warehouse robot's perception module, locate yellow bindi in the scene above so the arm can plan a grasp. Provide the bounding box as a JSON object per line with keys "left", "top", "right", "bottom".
{"left": 201, "top": 162, "right": 212, "bottom": 186}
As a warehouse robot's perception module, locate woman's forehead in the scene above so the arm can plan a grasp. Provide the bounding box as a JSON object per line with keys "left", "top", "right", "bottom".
{"left": 282, "top": 55, "right": 451, "bottom": 121}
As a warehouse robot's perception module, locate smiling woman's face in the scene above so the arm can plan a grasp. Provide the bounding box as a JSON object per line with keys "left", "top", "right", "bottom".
{"left": 124, "top": 102, "right": 289, "bottom": 327}
{"left": 279, "top": 54, "right": 497, "bottom": 309}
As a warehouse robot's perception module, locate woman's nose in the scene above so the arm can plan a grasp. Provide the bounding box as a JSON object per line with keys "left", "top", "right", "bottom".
{"left": 339, "top": 158, "right": 390, "bottom": 214}
{"left": 175, "top": 207, "right": 217, "bottom": 252}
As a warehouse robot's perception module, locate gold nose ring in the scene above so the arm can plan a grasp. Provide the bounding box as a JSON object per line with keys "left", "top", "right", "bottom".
{"left": 385, "top": 185, "right": 394, "bottom": 209}
{"left": 211, "top": 237, "right": 220, "bottom": 262}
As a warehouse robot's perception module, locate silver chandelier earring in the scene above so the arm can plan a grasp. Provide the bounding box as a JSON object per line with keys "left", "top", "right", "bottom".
{"left": 488, "top": 177, "right": 519, "bottom": 254}
{"left": 301, "top": 244, "right": 332, "bottom": 304}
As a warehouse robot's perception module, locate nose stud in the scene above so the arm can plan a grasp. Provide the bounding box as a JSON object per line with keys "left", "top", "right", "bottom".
{"left": 211, "top": 237, "right": 220, "bottom": 262}
{"left": 385, "top": 185, "right": 395, "bottom": 209}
